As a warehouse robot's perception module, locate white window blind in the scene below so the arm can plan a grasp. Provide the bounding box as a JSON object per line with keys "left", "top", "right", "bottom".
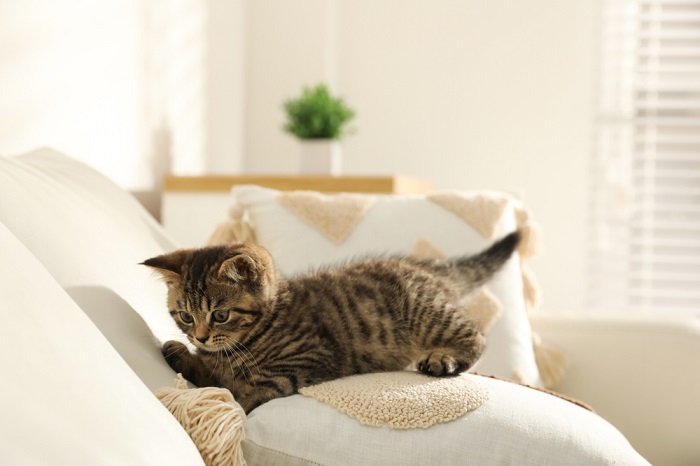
{"left": 590, "top": 0, "right": 700, "bottom": 315}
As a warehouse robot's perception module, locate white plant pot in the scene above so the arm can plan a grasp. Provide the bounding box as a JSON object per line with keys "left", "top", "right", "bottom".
{"left": 299, "top": 140, "right": 342, "bottom": 176}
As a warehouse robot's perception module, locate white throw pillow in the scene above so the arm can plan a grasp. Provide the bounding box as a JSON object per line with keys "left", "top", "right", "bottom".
{"left": 0, "top": 149, "right": 181, "bottom": 390}
{"left": 232, "top": 185, "right": 541, "bottom": 385}
{"left": 244, "top": 373, "right": 650, "bottom": 465}
{"left": 0, "top": 222, "right": 204, "bottom": 465}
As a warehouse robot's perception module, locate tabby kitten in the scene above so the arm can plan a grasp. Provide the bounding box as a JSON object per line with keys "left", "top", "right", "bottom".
{"left": 143, "top": 231, "right": 520, "bottom": 413}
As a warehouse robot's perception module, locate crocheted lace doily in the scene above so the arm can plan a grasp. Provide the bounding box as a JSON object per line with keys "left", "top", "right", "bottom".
{"left": 299, "top": 371, "right": 489, "bottom": 429}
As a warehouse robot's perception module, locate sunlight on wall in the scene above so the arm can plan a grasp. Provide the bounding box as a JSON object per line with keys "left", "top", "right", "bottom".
{"left": 0, "top": 1, "right": 141, "bottom": 187}
{"left": 140, "top": 0, "right": 207, "bottom": 185}
{"left": 0, "top": 0, "right": 209, "bottom": 190}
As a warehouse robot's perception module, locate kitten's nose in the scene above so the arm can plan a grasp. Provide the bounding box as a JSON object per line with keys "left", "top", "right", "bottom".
{"left": 196, "top": 336, "right": 208, "bottom": 344}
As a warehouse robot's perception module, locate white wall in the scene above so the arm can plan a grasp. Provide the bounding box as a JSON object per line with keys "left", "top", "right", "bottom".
{"left": 0, "top": 0, "right": 246, "bottom": 191}
{"left": 244, "top": 0, "right": 596, "bottom": 312}
{"left": 244, "top": 0, "right": 339, "bottom": 173}
{"left": 204, "top": 0, "right": 246, "bottom": 174}
{"left": 0, "top": 0, "right": 143, "bottom": 186}
{"left": 0, "top": 0, "right": 596, "bottom": 312}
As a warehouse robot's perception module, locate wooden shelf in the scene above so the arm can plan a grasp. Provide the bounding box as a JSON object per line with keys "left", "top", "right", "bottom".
{"left": 163, "top": 175, "right": 433, "bottom": 194}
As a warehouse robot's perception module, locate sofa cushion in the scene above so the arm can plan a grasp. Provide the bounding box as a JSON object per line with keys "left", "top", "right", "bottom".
{"left": 243, "top": 373, "right": 650, "bottom": 465}
{"left": 0, "top": 221, "right": 204, "bottom": 465}
{"left": 231, "top": 184, "right": 541, "bottom": 385}
{"left": 0, "top": 149, "right": 181, "bottom": 390}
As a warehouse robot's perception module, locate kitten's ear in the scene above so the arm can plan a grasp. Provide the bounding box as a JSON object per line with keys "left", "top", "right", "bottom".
{"left": 219, "top": 244, "right": 278, "bottom": 300}
{"left": 218, "top": 252, "right": 259, "bottom": 283}
{"left": 141, "top": 250, "right": 188, "bottom": 284}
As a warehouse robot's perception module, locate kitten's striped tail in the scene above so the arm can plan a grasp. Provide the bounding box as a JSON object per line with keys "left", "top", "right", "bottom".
{"left": 453, "top": 230, "right": 521, "bottom": 289}
{"left": 416, "top": 231, "right": 521, "bottom": 294}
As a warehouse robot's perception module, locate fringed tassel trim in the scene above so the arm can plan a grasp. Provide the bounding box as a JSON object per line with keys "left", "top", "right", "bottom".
{"left": 521, "top": 266, "right": 542, "bottom": 314}
{"left": 513, "top": 205, "right": 543, "bottom": 260}
{"left": 206, "top": 203, "right": 257, "bottom": 246}
{"left": 155, "top": 374, "right": 248, "bottom": 466}
{"left": 532, "top": 333, "right": 569, "bottom": 389}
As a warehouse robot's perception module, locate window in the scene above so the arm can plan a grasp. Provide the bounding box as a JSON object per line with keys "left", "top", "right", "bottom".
{"left": 590, "top": 0, "right": 700, "bottom": 315}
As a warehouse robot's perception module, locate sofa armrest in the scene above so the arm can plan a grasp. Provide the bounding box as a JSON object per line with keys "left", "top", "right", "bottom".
{"left": 531, "top": 312, "right": 700, "bottom": 466}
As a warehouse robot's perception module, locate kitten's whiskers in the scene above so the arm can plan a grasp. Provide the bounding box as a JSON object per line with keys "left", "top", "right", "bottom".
{"left": 223, "top": 341, "right": 256, "bottom": 387}
{"left": 228, "top": 338, "right": 261, "bottom": 378}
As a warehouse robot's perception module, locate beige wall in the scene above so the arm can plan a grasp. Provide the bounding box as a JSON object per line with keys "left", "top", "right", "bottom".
{"left": 343, "top": 1, "right": 595, "bottom": 313}
{"left": 0, "top": 1, "right": 143, "bottom": 186}
{"left": 0, "top": 0, "right": 596, "bottom": 312}
{"left": 0, "top": 0, "right": 245, "bottom": 190}
{"left": 244, "top": 0, "right": 596, "bottom": 312}
{"left": 244, "top": 0, "right": 339, "bottom": 174}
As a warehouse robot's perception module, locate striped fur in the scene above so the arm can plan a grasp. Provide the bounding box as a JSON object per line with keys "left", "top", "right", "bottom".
{"left": 143, "top": 232, "right": 520, "bottom": 413}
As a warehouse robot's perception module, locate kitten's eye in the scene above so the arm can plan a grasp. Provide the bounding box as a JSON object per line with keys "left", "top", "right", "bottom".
{"left": 179, "top": 312, "right": 194, "bottom": 324}
{"left": 213, "top": 310, "right": 230, "bottom": 323}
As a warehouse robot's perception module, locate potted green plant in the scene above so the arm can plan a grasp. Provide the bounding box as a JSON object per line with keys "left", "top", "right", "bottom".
{"left": 283, "top": 83, "right": 355, "bottom": 176}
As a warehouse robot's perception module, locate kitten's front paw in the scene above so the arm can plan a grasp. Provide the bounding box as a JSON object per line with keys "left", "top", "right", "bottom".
{"left": 417, "top": 352, "right": 464, "bottom": 377}
{"left": 162, "top": 340, "right": 189, "bottom": 370}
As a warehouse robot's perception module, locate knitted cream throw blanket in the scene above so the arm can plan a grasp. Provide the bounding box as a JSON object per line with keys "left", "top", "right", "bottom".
{"left": 298, "top": 371, "right": 489, "bottom": 429}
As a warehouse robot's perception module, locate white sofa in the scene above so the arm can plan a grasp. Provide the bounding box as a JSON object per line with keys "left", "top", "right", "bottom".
{"left": 0, "top": 149, "right": 697, "bottom": 465}
{"left": 532, "top": 312, "right": 700, "bottom": 466}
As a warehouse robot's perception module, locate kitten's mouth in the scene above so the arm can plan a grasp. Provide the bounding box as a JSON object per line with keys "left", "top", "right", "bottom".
{"left": 189, "top": 338, "right": 213, "bottom": 351}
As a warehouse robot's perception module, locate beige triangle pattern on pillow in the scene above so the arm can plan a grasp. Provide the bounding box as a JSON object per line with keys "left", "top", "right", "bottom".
{"left": 462, "top": 287, "right": 503, "bottom": 334}
{"left": 277, "top": 191, "right": 376, "bottom": 245}
{"left": 410, "top": 237, "right": 448, "bottom": 260}
{"left": 427, "top": 192, "right": 510, "bottom": 240}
